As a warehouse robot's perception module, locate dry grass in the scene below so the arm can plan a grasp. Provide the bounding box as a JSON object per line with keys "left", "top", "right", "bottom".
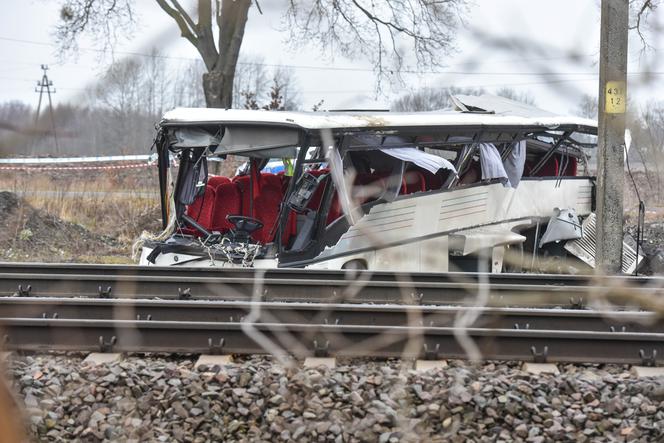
{"left": 1, "top": 169, "right": 159, "bottom": 232}
{"left": 0, "top": 168, "right": 161, "bottom": 263}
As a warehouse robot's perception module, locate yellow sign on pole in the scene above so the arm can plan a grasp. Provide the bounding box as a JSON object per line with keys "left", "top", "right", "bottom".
{"left": 605, "top": 81, "right": 626, "bottom": 114}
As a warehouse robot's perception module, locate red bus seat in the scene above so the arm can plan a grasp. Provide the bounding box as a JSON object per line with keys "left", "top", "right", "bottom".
{"left": 420, "top": 169, "right": 444, "bottom": 190}
{"left": 253, "top": 174, "right": 284, "bottom": 243}
{"left": 561, "top": 157, "right": 577, "bottom": 176}
{"left": 403, "top": 170, "right": 426, "bottom": 194}
{"left": 232, "top": 175, "right": 252, "bottom": 216}
{"left": 232, "top": 173, "right": 289, "bottom": 244}
{"left": 526, "top": 157, "right": 559, "bottom": 177}
{"left": 181, "top": 185, "right": 216, "bottom": 236}
{"left": 210, "top": 182, "right": 242, "bottom": 233}
{"left": 207, "top": 175, "right": 231, "bottom": 190}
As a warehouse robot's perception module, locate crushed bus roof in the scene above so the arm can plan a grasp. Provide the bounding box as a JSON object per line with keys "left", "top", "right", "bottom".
{"left": 160, "top": 107, "right": 597, "bottom": 134}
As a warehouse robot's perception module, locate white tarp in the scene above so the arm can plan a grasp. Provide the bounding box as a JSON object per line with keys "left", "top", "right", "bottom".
{"left": 326, "top": 143, "right": 357, "bottom": 225}
{"left": 503, "top": 140, "right": 526, "bottom": 188}
{"left": 380, "top": 147, "right": 457, "bottom": 175}
{"left": 477, "top": 141, "right": 525, "bottom": 188}
{"left": 352, "top": 134, "right": 457, "bottom": 175}
{"left": 479, "top": 143, "right": 509, "bottom": 185}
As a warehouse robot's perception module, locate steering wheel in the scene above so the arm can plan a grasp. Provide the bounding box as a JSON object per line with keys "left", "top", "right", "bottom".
{"left": 226, "top": 215, "right": 264, "bottom": 234}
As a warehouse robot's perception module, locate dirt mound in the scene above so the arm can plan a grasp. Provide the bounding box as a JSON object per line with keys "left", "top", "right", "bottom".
{"left": 0, "top": 191, "right": 19, "bottom": 213}
{"left": 0, "top": 191, "right": 125, "bottom": 263}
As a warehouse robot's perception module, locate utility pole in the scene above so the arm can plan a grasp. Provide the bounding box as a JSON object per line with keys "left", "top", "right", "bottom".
{"left": 596, "top": 0, "right": 628, "bottom": 274}
{"left": 35, "top": 64, "right": 59, "bottom": 154}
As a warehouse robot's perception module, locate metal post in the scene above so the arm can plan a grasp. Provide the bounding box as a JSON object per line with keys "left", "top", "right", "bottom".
{"left": 34, "top": 64, "right": 59, "bottom": 154}
{"left": 596, "top": 0, "right": 628, "bottom": 274}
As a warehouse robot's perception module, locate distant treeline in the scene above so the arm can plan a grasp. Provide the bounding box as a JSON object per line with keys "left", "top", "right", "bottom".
{"left": 0, "top": 51, "right": 300, "bottom": 157}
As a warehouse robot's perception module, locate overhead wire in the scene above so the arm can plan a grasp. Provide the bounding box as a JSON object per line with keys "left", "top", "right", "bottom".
{"left": 7, "top": 34, "right": 661, "bottom": 102}
{"left": 0, "top": 35, "right": 605, "bottom": 75}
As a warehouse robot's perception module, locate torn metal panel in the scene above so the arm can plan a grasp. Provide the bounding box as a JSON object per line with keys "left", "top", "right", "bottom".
{"left": 539, "top": 208, "right": 583, "bottom": 248}
{"left": 452, "top": 94, "right": 560, "bottom": 119}
{"left": 217, "top": 126, "right": 299, "bottom": 155}
{"left": 169, "top": 127, "right": 222, "bottom": 148}
{"left": 452, "top": 222, "right": 529, "bottom": 256}
{"left": 564, "top": 213, "right": 643, "bottom": 274}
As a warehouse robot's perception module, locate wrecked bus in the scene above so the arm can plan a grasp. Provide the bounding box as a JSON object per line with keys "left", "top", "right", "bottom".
{"left": 137, "top": 95, "right": 639, "bottom": 273}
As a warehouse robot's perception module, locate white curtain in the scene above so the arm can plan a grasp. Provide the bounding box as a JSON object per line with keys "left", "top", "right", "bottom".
{"left": 504, "top": 140, "right": 526, "bottom": 188}
{"left": 326, "top": 144, "right": 357, "bottom": 224}
{"left": 380, "top": 147, "right": 457, "bottom": 175}
{"left": 352, "top": 134, "right": 457, "bottom": 175}
{"left": 479, "top": 143, "right": 509, "bottom": 185}
{"left": 477, "top": 141, "right": 526, "bottom": 188}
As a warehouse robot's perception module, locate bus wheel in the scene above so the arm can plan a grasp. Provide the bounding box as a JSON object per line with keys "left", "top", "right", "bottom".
{"left": 504, "top": 243, "right": 524, "bottom": 273}
{"left": 342, "top": 259, "right": 367, "bottom": 270}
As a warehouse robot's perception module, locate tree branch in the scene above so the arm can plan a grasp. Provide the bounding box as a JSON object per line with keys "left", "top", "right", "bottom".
{"left": 629, "top": 0, "right": 659, "bottom": 50}
{"left": 154, "top": 0, "right": 197, "bottom": 45}
{"left": 283, "top": 0, "right": 465, "bottom": 93}
{"left": 170, "top": 0, "right": 198, "bottom": 31}
{"left": 217, "top": 0, "right": 251, "bottom": 73}
{"left": 56, "top": 0, "right": 135, "bottom": 54}
{"left": 195, "top": 0, "right": 219, "bottom": 70}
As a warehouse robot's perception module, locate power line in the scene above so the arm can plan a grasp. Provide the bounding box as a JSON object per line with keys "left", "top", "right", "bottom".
{"left": 0, "top": 74, "right": 614, "bottom": 97}
{"left": 0, "top": 34, "right": 605, "bottom": 76}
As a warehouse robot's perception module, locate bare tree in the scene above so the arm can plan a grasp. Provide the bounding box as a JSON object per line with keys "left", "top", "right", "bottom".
{"left": 0, "top": 101, "right": 35, "bottom": 156}
{"left": 270, "top": 68, "right": 300, "bottom": 111}
{"left": 87, "top": 55, "right": 174, "bottom": 154}
{"left": 93, "top": 58, "right": 142, "bottom": 115}
{"left": 494, "top": 87, "right": 536, "bottom": 106}
{"left": 284, "top": 1, "right": 468, "bottom": 88}
{"left": 171, "top": 60, "right": 207, "bottom": 108}
{"left": 632, "top": 101, "right": 664, "bottom": 195}
{"left": 143, "top": 48, "right": 171, "bottom": 118}
{"left": 57, "top": 0, "right": 136, "bottom": 53}
{"left": 391, "top": 86, "right": 484, "bottom": 112}
{"left": 55, "top": 0, "right": 468, "bottom": 108}
{"left": 574, "top": 94, "right": 599, "bottom": 119}
{"left": 240, "top": 68, "right": 301, "bottom": 111}
{"left": 56, "top": 0, "right": 250, "bottom": 108}
{"left": 233, "top": 56, "right": 270, "bottom": 108}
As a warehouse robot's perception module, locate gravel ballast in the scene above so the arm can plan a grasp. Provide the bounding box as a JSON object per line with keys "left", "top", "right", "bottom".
{"left": 5, "top": 354, "right": 664, "bottom": 442}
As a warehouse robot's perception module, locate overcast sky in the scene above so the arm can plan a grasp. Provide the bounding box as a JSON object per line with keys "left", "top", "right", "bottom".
{"left": 0, "top": 0, "right": 662, "bottom": 114}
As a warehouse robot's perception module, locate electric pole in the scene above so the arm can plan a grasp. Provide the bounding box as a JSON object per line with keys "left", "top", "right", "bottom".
{"left": 35, "top": 64, "right": 59, "bottom": 154}
{"left": 596, "top": 0, "right": 628, "bottom": 274}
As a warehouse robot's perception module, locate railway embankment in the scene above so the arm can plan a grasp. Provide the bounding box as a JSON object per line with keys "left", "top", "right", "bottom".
{"left": 6, "top": 353, "right": 664, "bottom": 442}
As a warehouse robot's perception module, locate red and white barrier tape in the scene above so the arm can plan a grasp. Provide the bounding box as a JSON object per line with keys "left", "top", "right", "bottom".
{"left": 0, "top": 154, "right": 151, "bottom": 164}
{"left": 0, "top": 163, "right": 151, "bottom": 171}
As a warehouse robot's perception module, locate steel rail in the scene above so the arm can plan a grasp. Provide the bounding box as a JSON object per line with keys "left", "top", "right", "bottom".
{"left": 0, "top": 297, "right": 661, "bottom": 333}
{"left": 1, "top": 262, "right": 662, "bottom": 286}
{"left": 1, "top": 317, "right": 662, "bottom": 364}
{"left": 0, "top": 272, "right": 661, "bottom": 308}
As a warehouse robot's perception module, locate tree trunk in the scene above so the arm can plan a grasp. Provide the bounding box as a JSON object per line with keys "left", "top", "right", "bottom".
{"left": 202, "top": 70, "right": 233, "bottom": 108}
{"left": 201, "top": 0, "right": 251, "bottom": 108}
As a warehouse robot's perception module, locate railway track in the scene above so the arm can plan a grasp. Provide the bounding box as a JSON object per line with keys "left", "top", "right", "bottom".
{"left": 1, "top": 316, "right": 662, "bottom": 364}
{"left": 0, "top": 263, "right": 662, "bottom": 307}
{"left": 0, "top": 264, "right": 662, "bottom": 364}
{"left": 0, "top": 296, "right": 662, "bottom": 365}
{"left": 1, "top": 262, "right": 662, "bottom": 285}
{"left": 0, "top": 297, "right": 661, "bottom": 332}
